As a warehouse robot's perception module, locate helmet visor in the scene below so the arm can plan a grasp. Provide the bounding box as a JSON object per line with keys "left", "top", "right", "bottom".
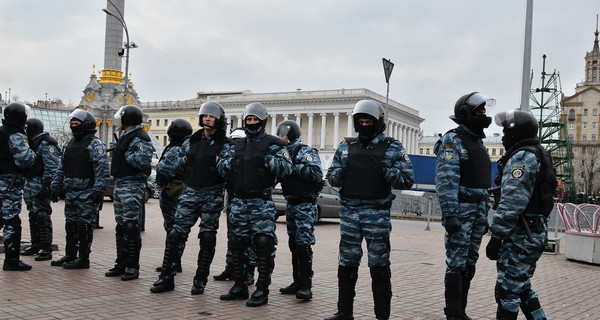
{"left": 69, "top": 109, "right": 88, "bottom": 122}
{"left": 466, "top": 93, "right": 496, "bottom": 113}
{"left": 276, "top": 124, "right": 292, "bottom": 138}
{"left": 494, "top": 109, "right": 516, "bottom": 128}
{"left": 113, "top": 106, "right": 126, "bottom": 120}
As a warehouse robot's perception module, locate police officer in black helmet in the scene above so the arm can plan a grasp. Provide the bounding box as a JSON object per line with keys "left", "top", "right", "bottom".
{"left": 0, "top": 102, "right": 37, "bottom": 271}
{"left": 486, "top": 110, "right": 554, "bottom": 320}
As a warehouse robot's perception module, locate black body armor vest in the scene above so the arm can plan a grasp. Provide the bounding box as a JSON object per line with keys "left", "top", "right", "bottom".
{"left": 25, "top": 134, "right": 58, "bottom": 178}
{"left": 233, "top": 134, "right": 286, "bottom": 193}
{"left": 451, "top": 128, "right": 491, "bottom": 189}
{"left": 0, "top": 125, "right": 22, "bottom": 174}
{"left": 341, "top": 137, "right": 392, "bottom": 199}
{"left": 64, "top": 135, "right": 95, "bottom": 179}
{"left": 111, "top": 128, "right": 151, "bottom": 178}
{"left": 183, "top": 130, "right": 227, "bottom": 188}
{"left": 280, "top": 144, "right": 322, "bottom": 197}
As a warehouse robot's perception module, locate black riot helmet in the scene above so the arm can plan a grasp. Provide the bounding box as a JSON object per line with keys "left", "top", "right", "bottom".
{"left": 198, "top": 101, "right": 226, "bottom": 129}
{"left": 25, "top": 118, "right": 44, "bottom": 137}
{"left": 494, "top": 109, "right": 539, "bottom": 150}
{"left": 3, "top": 102, "right": 30, "bottom": 128}
{"left": 70, "top": 109, "right": 97, "bottom": 131}
{"left": 114, "top": 104, "right": 143, "bottom": 127}
{"left": 352, "top": 99, "right": 386, "bottom": 137}
{"left": 243, "top": 102, "right": 269, "bottom": 133}
{"left": 450, "top": 92, "right": 495, "bottom": 135}
{"left": 276, "top": 120, "right": 301, "bottom": 142}
{"left": 167, "top": 118, "right": 193, "bottom": 140}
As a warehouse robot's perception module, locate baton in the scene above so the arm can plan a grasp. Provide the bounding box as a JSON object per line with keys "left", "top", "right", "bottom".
{"left": 519, "top": 214, "right": 534, "bottom": 242}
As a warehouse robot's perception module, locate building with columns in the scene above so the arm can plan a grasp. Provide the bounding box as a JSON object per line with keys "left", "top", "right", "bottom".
{"left": 418, "top": 133, "right": 504, "bottom": 162}
{"left": 141, "top": 88, "right": 423, "bottom": 169}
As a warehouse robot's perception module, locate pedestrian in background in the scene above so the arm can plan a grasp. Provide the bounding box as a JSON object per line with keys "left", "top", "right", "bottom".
{"left": 276, "top": 120, "right": 323, "bottom": 301}
{"left": 325, "top": 99, "right": 414, "bottom": 320}
{"left": 434, "top": 92, "right": 495, "bottom": 320}
{"left": 0, "top": 103, "right": 37, "bottom": 271}
{"left": 105, "top": 105, "right": 153, "bottom": 281}
{"left": 50, "top": 109, "right": 109, "bottom": 269}
{"left": 486, "top": 110, "right": 555, "bottom": 320}
{"left": 22, "top": 118, "right": 60, "bottom": 262}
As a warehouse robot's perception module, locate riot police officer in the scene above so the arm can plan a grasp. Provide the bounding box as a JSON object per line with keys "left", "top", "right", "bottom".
{"left": 153, "top": 119, "right": 192, "bottom": 274}
{"left": 22, "top": 118, "right": 60, "bottom": 261}
{"left": 150, "top": 102, "right": 231, "bottom": 295}
{"left": 217, "top": 102, "right": 293, "bottom": 307}
{"left": 276, "top": 120, "right": 323, "bottom": 301}
{"left": 105, "top": 105, "right": 153, "bottom": 281}
{"left": 486, "top": 110, "right": 554, "bottom": 320}
{"left": 0, "top": 102, "right": 36, "bottom": 271}
{"left": 434, "top": 92, "right": 495, "bottom": 320}
{"left": 325, "top": 99, "right": 414, "bottom": 320}
{"left": 50, "top": 109, "right": 109, "bottom": 269}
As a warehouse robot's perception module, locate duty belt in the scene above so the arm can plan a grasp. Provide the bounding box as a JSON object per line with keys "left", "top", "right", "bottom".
{"left": 235, "top": 189, "right": 272, "bottom": 200}
{"left": 523, "top": 216, "right": 547, "bottom": 233}
{"left": 287, "top": 196, "right": 317, "bottom": 206}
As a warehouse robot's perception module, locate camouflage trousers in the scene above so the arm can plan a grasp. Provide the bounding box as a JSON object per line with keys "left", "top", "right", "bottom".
{"left": 23, "top": 176, "right": 52, "bottom": 216}
{"left": 224, "top": 200, "right": 257, "bottom": 267}
{"left": 495, "top": 224, "right": 547, "bottom": 314}
{"left": 338, "top": 205, "right": 391, "bottom": 267}
{"left": 228, "top": 197, "right": 278, "bottom": 243}
{"left": 64, "top": 187, "right": 100, "bottom": 225}
{"left": 171, "top": 185, "right": 224, "bottom": 237}
{"left": 444, "top": 201, "right": 488, "bottom": 274}
{"left": 285, "top": 201, "right": 317, "bottom": 246}
{"left": 159, "top": 189, "right": 182, "bottom": 232}
{"left": 113, "top": 178, "right": 146, "bottom": 224}
{"left": 1, "top": 174, "right": 26, "bottom": 254}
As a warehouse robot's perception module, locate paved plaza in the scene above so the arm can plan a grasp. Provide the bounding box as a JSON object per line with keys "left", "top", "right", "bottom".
{"left": 0, "top": 199, "right": 598, "bottom": 320}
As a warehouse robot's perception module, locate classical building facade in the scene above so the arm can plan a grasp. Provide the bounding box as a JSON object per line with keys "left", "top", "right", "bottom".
{"left": 561, "top": 19, "right": 600, "bottom": 195}
{"left": 141, "top": 88, "right": 424, "bottom": 169}
{"left": 418, "top": 133, "right": 504, "bottom": 162}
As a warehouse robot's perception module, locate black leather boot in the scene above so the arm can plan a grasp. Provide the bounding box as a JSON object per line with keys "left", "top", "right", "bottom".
{"left": 444, "top": 272, "right": 463, "bottom": 320}
{"left": 246, "top": 235, "right": 275, "bottom": 307}
{"left": 4, "top": 240, "right": 32, "bottom": 271}
{"left": 324, "top": 265, "right": 358, "bottom": 320}
{"left": 371, "top": 266, "right": 392, "bottom": 320}
{"left": 461, "top": 265, "right": 476, "bottom": 320}
{"left": 191, "top": 232, "right": 217, "bottom": 295}
{"left": 51, "top": 221, "right": 77, "bottom": 266}
{"left": 150, "top": 230, "right": 182, "bottom": 293}
{"left": 64, "top": 222, "right": 92, "bottom": 269}
{"left": 21, "top": 211, "right": 39, "bottom": 256}
{"left": 105, "top": 224, "right": 126, "bottom": 276}
{"left": 296, "top": 244, "right": 313, "bottom": 300}
{"left": 34, "top": 211, "right": 53, "bottom": 261}
{"left": 213, "top": 264, "right": 233, "bottom": 281}
{"left": 280, "top": 237, "right": 300, "bottom": 294}
{"left": 220, "top": 236, "right": 249, "bottom": 301}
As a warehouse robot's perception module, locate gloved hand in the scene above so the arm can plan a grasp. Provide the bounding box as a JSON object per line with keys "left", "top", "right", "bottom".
{"left": 50, "top": 189, "right": 60, "bottom": 203}
{"left": 486, "top": 236, "right": 502, "bottom": 260}
{"left": 90, "top": 192, "right": 104, "bottom": 204}
{"left": 443, "top": 216, "right": 460, "bottom": 233}
{"left": 36, "top": 184, "right": 51, "bottom": 199}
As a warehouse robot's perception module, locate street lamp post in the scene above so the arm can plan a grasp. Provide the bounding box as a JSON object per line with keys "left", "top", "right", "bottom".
{"left": 102, "top": 7, "right": 133, "bottom": 104}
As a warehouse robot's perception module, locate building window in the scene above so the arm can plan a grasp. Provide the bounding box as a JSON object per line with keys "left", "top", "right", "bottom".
{"left": 163, "top": 135, "right": 167, "bottom": 145}
{"left": 584, "top": 109, "right": 588, "bottom": 116}
{"left": 569, "top": 123, "right": 575, "bottom": 130}
{"left": 594, "top": 109, "right": 598, "bottom": 116}
{"left": 425, "top": 148, "right": 430, "bottom": 155}
{"left": 499, "top": 148, "right": 504, "bottom": 156}
{"left": 568, "top": 109, "right": 576, "bottom": 121}
{"left": 583, "top": 122, "right": 588, "bottom": 129}
{"left": 164, "top": 119, "right": 168, "bottom": 126}
{"left": 419, "top": 148, "right": 423, "bottom": 155}
{"left": 148, "top": 119, "right": 152, "bottom": 126}
{"left": 492, "top": 148, "right": 496, "bottom": 156}
{"left": 569, "top": 135, "right": 574, "bottom": 143}
{"left": 582, "top": 134, "right": 587, "bottom": 142}
{"left": 594, "top": 122, "right": 597, "bottom": 129}
{"left": 593, "top": 134, "right": 597, "bottom": 142}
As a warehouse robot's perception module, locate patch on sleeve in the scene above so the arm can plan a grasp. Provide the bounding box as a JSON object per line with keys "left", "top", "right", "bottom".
{"left": 282, "top": 149, "right": 290, "bottom": 160}
{"left": 444, "top": 148, "right": 455, "bottom": 161}
{"left": 305, "top": 154, "right": 313, "bottom": 162}
{"left": 511, "top": 167, "right": 524, "bottom": 179}
{"left": 138, "top": 145, "right": 144, "bottom": 152}
{"left": 48, "top": 146, "right": 56, "bottom": 154}
{"left": 96, "top": 148, "right": 105, "bottom": 155}
{"left": 402, "top": 153, "right": 410, "bottom": 162}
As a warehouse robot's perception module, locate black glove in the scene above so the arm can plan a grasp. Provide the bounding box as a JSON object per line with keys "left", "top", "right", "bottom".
{"left": 486, "top": 236, "right": 502, "bottom": 260}
{"left": 50, "top": 189, "right": 60, "bottom": 203}
{"left": 443, "top": 216, "right": 460, "bottom": 233}
{"left": 90, "top": 192, "right": 104, "bottom": 204}
{"left": 36, "top": 184, "right": 51, "bottom": 199}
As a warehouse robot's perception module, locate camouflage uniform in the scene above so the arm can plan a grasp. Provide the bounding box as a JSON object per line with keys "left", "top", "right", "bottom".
{"left": 22, "top": 132, "right": 60, "bottom": 259}
{"left": 489, "top": 150, "right": 548, "bottom": 320}
{"left": 108, "top": 125, "right": 153, "bottom": 280}
{"left": 51, "top": 134, "right": 109, "bottom": 268}
{"left": 434, "top": 125, "right": 491, "bottom": 319}
{"left": 327, "top": 132, "right": 413, "bottom": 319}
{"left": 155, "top": 141, "right": 186, "bottom": 272}
{"left": 279, "top": 138, "right": 323, "bottom": 298}
{"left": 217, "top": 129, "right": 292, "bottom": 305}
{"left": 0, "top": 124, "right": 36, "bottom": 270}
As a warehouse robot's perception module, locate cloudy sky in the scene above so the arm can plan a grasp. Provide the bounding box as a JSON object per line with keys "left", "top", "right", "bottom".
{"left": 1, "top": 0, "right": 599, "bottom": 135}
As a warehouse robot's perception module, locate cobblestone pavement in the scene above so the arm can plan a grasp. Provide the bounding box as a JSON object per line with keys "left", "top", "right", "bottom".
{"left": 0, "top": 199, "right": 598, "bottom": 319}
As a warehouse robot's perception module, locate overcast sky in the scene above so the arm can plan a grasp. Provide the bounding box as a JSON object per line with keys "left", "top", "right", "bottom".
{"left": 1, "top": 1, "right": 599, "bottom": 135}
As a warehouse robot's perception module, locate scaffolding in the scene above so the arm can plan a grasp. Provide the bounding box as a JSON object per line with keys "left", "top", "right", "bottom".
{"left": 529, "top": 54, "right": 575, "bottom": 202}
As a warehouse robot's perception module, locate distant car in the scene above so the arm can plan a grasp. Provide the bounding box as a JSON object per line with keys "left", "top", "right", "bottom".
{"left": 273, "top": 179, "right": 341, "bottom": 221}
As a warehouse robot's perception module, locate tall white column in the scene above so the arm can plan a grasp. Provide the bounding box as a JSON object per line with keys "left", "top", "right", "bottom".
{"left": 333, "top": 113, "right": 340, "bottom": 147}
{"left": 307, "top": 113, "right": 314, "bottom": 147}
{"left": 236, "top": 116, "right": 242, "bottom": 128}
{"left": 320, "top": 113, "right": 327, "bottom": 149}
{"left": 346, "top": 113, "right": 353, "bottom": 137}
{"left": 270, "top": 114, "right": 277, "bottom": 135}
{"left": 284, "top": 114, "right": 289, "bottom": 121}
{"left": 226, "top": 116, "right": 232, "bottom": 134}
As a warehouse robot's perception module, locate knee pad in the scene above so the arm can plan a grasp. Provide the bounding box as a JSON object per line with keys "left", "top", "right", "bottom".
{"left": 199, "top": 232, "right": 217, "bottom": 247}
{"left": 370, "top": 265, "right": 391, "bottom": 282}
{"left": 519, "top": 289, "right": 541, "bottom": 313}
{"left": 166, "top": 229, "right": 183, "bottom": 246}
{"left": 124, "top": 220, "right": 140, "bottom": 236}
{"left": 35, "top": 210, "right": 50, "bottom": 221}
{"left": 254, "top": 234, "right": 274, "bottom": 254}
